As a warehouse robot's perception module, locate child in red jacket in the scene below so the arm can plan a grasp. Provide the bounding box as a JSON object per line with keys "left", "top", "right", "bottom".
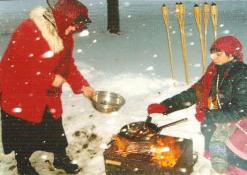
{"left": 0, "top": 0, "right": 95, "bottom": 174}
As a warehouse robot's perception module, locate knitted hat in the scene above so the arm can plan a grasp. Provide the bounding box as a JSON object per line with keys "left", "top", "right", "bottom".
{"left": 211, "top": 36, "right": 243, "bottom": 61}
{"left": 48, "top": 0, "right": 91, "bottom": 38}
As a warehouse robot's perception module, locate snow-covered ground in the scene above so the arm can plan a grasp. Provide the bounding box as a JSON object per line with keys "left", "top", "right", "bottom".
{"left": 1, "top": 0, "right": 247, "bottom": 174}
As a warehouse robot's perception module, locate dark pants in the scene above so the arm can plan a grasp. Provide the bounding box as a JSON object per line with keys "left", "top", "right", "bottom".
{"left": 1, "top": 108, "right": 68, "bottom": 160}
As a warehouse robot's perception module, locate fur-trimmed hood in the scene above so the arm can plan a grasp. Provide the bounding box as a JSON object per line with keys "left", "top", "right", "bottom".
{"left": 29, "top": 7, "right": 64, "bottom": 53}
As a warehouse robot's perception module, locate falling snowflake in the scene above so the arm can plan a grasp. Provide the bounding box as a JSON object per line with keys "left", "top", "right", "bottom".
{"left": 184, "top": 101, "right": 192, "bottom": 106}
{"left": 133, "top": 168, "right": 139, "bottom": 172}
{"left": 146, "top": 66, "right": 154, "bottom": 71}
{"left": 222, "top": 30, "right": 230, "bottom": 34}
{"left": 193, "top": 63, "right": 201, "bottom": 68}
{"left": 188, "top": 32, "right": 193, "bottom": 36}
{"left": 127, "top": 15, "right": 132, "bottom": 18}
{"left": 153, "top": 54, "right": 158, "bottom": 58}
{"left": 78, "top": 30, "right": 89, "bottom": 37}
{"left": 29, "top": 53, "right": 34, "bottom": 57}
{"left": 179, "top": 168, "right": 187, "bottom": 173}
{"left": 93, "top": 39, "right": 97, "bottom": 43}
{"left": 194, "top": 76, "right": 200, "bottom": 81}
{"left": 220, "top": 24, "right": 224, "bottom": 27}
{"left": 77, "top": 49, "right": 83, "bottom": 53}
{"left": 50, "top": 108, "right": 56, "bottom": 114}
{"left": 124, "top": 2, "right": 130, "bottom": 7}
{"left": 12, "top": 107, "right": 22, "bottom": 113}
{"left": 42, "top": 50, "right": 54, "bottom": 58}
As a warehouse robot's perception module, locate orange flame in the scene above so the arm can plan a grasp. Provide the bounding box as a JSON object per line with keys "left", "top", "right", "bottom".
{"left": 112, "top": 135, "right": 130, "bottom": 155}
{"left": 112, "top": 135, "right": 182, "bottom": 168}
{"left": 150, "top": 137, "right": 181, "bottom": 168}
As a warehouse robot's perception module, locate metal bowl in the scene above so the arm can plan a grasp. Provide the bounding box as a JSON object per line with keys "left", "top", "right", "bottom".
{"left": 91, "top": 91, "right": 125, "bottom": 113}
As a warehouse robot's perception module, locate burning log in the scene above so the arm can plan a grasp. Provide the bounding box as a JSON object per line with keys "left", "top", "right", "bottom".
{"left": 104, "top": 135, "right": 194, "bottom": 175}
{"left": 150, "top": 136, "right": 182, "bottom": 168}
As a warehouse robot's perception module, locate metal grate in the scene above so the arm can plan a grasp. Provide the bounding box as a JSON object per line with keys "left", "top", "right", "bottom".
{"left": 104, "top": 135, "right": 194, "bottom": 175}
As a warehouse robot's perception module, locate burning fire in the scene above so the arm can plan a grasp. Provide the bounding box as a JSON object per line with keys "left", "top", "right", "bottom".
{"left": 112, "top": 135, "right": 182, "bottom": 168}
{"left": 112, "top": 135, "right": 130, "bottom": 156}
{"left": 150, "top": 136, "right": 182, "bottom": 168}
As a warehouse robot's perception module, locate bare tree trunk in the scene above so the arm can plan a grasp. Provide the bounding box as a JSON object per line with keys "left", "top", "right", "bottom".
{"left": 107, "top": 0, "right": 120, "bottom": 34}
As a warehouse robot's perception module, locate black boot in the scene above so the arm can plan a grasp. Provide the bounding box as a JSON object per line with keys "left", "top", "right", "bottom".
{"left": 15, "top": 152, "right": 39, "bottom": 175}
{"left": 53, "top": 154, "right": 80, "bottom": 174}
{"left": 17, "top": 164, "right": 39, "bottom": 175}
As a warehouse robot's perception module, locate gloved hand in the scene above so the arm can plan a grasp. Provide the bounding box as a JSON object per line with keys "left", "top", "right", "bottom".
{"left": 147, "top": 103, "right": 167, "bottom": 114}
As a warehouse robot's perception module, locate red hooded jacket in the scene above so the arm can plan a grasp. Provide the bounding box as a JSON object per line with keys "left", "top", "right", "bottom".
{"left": 0, "top": 6, "right": 89, "bottom": 123}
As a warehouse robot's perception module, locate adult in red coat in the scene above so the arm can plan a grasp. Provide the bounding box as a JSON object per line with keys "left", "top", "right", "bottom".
{"left": 0, "top": 0, "right": 95, "bottom": 174}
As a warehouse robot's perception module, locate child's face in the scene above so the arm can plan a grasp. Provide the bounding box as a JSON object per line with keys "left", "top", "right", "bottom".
{"left": 210, "top": 50, "right": 233, "bottom": 65}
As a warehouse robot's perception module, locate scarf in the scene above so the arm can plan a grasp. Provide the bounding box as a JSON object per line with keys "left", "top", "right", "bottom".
{"left": 194, "top": 62, "right": 217, "bottom": 122}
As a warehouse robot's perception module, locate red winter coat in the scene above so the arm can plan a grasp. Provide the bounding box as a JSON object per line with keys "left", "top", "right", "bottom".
{"left": 0, "top": 7, "right": 89, "bottom": 123}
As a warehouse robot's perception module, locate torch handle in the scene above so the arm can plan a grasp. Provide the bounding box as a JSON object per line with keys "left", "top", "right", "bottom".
{"left": 211, "top": 3, "right": 218, "bottom": 40}
{"left": 161, "top": 4, "right": 176, "bottom": 85}
{"left": 176, "top": 3, "right": 190, "bottom": 85}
